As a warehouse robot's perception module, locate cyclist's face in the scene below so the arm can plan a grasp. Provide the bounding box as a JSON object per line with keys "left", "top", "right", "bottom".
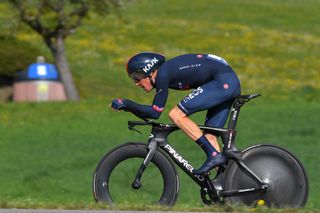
{"left": 135, "top": 77, "right": 153, "bottom": 92}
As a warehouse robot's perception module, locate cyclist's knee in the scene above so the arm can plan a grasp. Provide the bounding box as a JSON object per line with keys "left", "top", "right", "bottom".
{"left": 169, "top": 106, "right": 187, "bottom": 124}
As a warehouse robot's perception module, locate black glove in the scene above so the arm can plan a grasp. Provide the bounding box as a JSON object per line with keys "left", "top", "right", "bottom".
{"left": 110, "top": 98, "right": 127, "bottom": 111}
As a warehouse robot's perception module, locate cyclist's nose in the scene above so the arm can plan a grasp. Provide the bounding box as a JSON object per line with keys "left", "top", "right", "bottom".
{"left": 135, "top": 82, "right": 143, "bottom": 88}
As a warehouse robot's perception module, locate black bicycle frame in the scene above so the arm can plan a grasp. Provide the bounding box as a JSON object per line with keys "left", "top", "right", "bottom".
{"left": 131, "top": 94, "right": 268, "bottom": 198}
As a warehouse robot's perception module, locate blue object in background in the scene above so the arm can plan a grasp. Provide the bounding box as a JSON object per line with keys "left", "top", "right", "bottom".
{"left": 27, "top": 63, "right": 59, "bottom": 80}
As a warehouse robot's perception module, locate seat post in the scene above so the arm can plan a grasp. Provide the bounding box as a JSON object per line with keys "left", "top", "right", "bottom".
{"left": 222, "top": 99, "right": 244, "bottom": 155}
{"left": 227, "top": 93, "right": 261, "bottom": 129}
{"left": 227, "top": 99, "right": 243, "bottom": 130}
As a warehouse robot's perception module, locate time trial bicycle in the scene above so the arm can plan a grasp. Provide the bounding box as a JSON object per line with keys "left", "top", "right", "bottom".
{"left": 92, "top": 94, "right": 308, "bottom": 207}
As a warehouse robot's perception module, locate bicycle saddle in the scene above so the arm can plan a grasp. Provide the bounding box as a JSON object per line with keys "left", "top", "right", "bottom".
{"left": 237, "top": 94, "right": 261, "bottom": 101}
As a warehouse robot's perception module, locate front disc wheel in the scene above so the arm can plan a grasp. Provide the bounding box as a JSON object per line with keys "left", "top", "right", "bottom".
{"left": 93, "top": 143, "right": 179, "bottom": 206}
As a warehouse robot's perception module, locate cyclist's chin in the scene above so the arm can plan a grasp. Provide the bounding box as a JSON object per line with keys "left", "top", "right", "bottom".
{"left": 143, "top": 87, "right": 153, "bottom": 93}
{"left": 145, "top": 89, "right": 152, "bottom": 93}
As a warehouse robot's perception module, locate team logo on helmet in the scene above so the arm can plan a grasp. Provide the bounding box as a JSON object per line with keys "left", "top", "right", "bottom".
{"left": 143, "top": 57, "right": 159, "bottom": 73}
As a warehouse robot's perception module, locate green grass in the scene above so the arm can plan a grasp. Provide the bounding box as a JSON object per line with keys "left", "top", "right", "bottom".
{"left": 1, "top": 0, "right": 319, "bottom": 101}
{"left": 0, "top": 100, "right": 319, "bottom": 210}
{"left": 0, "top": 0, "right": 320, "bottom": 211}
{"left": 69, "top": 0, "right": 320, "bottom": 101}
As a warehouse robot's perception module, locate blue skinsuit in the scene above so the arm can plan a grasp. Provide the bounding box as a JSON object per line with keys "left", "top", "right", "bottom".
{"left": 125, "top": 54, "right": 241, "bottom": 128}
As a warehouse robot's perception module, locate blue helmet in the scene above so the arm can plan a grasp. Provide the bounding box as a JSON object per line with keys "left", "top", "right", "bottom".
{"left": 126, "top": 52, "right": 165, "bottom": 82}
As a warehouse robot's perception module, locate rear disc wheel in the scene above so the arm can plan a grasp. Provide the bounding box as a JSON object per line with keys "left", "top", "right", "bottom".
{"left": 223, "top": 145, "right": 308, "bottom": 207}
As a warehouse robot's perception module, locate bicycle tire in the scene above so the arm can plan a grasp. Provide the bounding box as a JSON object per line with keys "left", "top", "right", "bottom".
{"left": 92, "top": 142, "right": 179, "bottom": 206}
{"left": 222, "top": 144, "right": 308, "bottom": 207}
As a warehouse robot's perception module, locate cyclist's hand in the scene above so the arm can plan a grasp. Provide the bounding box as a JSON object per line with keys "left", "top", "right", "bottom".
{"left": 110, "top": 98, "right": 126, "bottom": 111}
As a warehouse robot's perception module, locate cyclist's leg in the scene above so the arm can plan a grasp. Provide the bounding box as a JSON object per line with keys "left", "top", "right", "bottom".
{"left": 204, "top": 100, "right": 234, "bottom": 151}
{"left": 169, "top": 84, "right": 233, "bottom": 174}
{"left": 204, "top": 133, "right": 220, "bottom": 152}
{"left": 169, "top": 81, "right": 233, "bottom": 141}
{"left": 169, "top": 107, "right": 202, "bottom": 141}
{"left": 170, "top": 75, "right": 240, "bottom": 174}
{"left": 176, "top": 101, "right": 233, "bottom": 153}
{"left": 205, "top": 100, "right": 234, "bottom": 128}
{"left": 169, "top": 106, "right": 226, "bottom": 171}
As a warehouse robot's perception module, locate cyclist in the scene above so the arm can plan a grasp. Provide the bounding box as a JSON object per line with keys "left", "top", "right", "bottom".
{"left": 111, "top": 52, "right": 241, "bottom": 175}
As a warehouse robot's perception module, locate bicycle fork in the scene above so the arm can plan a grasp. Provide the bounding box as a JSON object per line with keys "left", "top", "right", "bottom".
{"left": 132, "top": 139, "right": 158, "bottom": 189}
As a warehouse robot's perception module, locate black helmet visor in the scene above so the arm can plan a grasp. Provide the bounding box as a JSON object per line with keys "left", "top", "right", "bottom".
{"left": 129, "top": 71, "right": 146, "bottom": 82}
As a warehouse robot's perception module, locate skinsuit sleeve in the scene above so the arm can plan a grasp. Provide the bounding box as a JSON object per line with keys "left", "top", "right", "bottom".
{"left": 124, "top": 72, "right": 169, "bottom": 119}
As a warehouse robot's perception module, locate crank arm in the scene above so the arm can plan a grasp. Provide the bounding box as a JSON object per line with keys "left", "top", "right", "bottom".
{"left": 220, "top": 186, "right": 267, "bottom": 197}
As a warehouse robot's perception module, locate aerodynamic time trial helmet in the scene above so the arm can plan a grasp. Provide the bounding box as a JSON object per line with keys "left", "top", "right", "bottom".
{"left": 126, "top": 52, "right": 165, "bottom": 82}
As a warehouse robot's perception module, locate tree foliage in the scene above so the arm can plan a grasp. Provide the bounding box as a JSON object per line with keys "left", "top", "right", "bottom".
{"left": 8, "top": 0, "right": 123, "bottom": 52}
{"left": 7, "top": 0, "right": 127, "bottom": 101}
{"left": 0, "top": 35, "right": 42, "bottom": 77}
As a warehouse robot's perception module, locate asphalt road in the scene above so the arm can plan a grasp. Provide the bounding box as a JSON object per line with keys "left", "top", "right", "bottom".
{"left": 0, "top": 210, "right": 213, "bottom": 213}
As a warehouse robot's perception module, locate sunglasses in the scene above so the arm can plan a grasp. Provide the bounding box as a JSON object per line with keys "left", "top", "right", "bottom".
{"left": 129, "top": 72, "right": 145, "bottom": 83}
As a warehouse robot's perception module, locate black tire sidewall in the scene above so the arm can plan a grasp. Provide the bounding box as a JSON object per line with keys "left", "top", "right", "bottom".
{"left": 93, "top": 142, "right": 179, "bottom": 206}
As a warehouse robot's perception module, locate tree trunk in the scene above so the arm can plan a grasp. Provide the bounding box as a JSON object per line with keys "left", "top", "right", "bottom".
{"left": 51, "top": 36, "right": 80, "bottom": 101}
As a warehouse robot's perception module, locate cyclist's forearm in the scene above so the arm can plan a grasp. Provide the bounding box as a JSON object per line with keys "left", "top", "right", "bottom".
{"left": 124, "top": 99, "right": 161, "bottom": 119}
